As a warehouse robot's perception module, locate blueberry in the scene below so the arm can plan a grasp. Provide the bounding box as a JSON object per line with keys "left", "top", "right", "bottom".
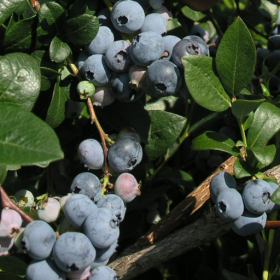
{"left": 105, "top": 40, "right": 134, "bottom": 73}
{"left": 53, "top": 232, "right": 96, "bottom": 272}
{"left": 64, "top": 194, "right": 98, "bottom": 229}
{"left": 189, "top": 24, "right": 208, "bottom": 41}
{"left": 109, "top": 72, "right": 133, "bottom": 102}
{"left": 88, "top": 265, "right": 118, "bottom": 280}
{"left": 97, "top": 194, "right": 126, "bottom": 222}
{"left": 21, "top": 220, "right": 56, "bottom": 260}
{"left": 70, "top": 172, "right": 102, "bottom": 203}
{"left": 77, "top": 139, "right": 104, "bottom": 170}
{"left": 140, "top": 13, "right": 166, "bottom": 35}
{"left": 172, "top": 36, "right": 209, "bottom": 69}
{"left": 162, "top": 35, "right": 181, "bottom": 60}
{"left": 118, "top": 127, "right": 141, "bottom": 142}
{"left": 91, "top": 86, "right": 116, "bottom": 108}
{"left": 130, "top": 31, "right": 165, "bottom": 66}
{"left": 95, "top": 240, "right": 118, "bottom": 262}
{"left": 268, "top": 35, "right": 280, "bottom": 51}
{"left": 111, "top": 0, "right": 145, "bottom": 33}
{"left": 216, "top": 188, "right": 244, "bottom": 221}
{"left": 146, "top": 60, "right": 182, "bottom": 97}
{"left": 108, "top": 136, "right": 143, "bottom": 172}
{"left": 82, "top": 54, "right": 112, "bottom": 86}
{"left": 114, "top": 172, "right": 140, "bottom": 203}
{"left": 242, "top": 179, "right": 273, "bottom": 214}
{"left": 210, "top": 171, "right": 237, "bottom": 203}
{"left": 231, "top": 210, "right": 267, "bottom": 236}
{"left": 83, "top": 208, "right": 120, "bottom": 249}
{"left": 85, "top": 26, "right": 114, "bottom": 55}
{"left": 26, "top": 259, "right": 66, "bottom": 280}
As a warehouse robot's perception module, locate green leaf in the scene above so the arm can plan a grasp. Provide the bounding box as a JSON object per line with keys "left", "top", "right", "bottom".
{"left": 0, "top": 256, "right": 27, "bottom": 276}
{"left": 234, "top": 157, "right": 258, "bottom": 178}
{"left": 247, "top": 102, "right": 280, "bottom": 147}
{"left": 2, "top": 14, "right": 36, "bottom": 52}
{"left": 182, "top": 56, "right": 231, "bottom": 112}
{"left": 62, "top": 14, "right": 99, "bottom": 46}
{"left": 95, "top": 100, "right": 151, "bottom": 143}
{"left": 180, "top": 6, "right": 206, "bottom": 21}
{"left": 49, "top": 36, "right": 71, "bottom": 63}
{"left": 0, "top": 0, "right": 24, "bottom": 25}
{"left": 45, "top": 77, "right": 68, "bottom": 128}
{"left": 0, "top": 104, "right": 64, "bottom": 166}
{"left": 0, "top": 53, "right": 41, "bottom": 111}
{"left": 231, "top": 99, "right": 265, "bottom": 119}
{"left": 191, "top": 131, "right": 240, "bottom": 156}
{"left": 0, "top": 164, "right": 7, "bottom": 184}
{"left": 215, "top": 17, "right": 256, "bottom": 96}
{"left": 271, "top": 185, "right": 280, "bottom": 205}
{"left": 248, "top": 145, "right": 276, "bottom": 167}
{"left": 38, "top": 2, "right": 66, "bottom": 34}
{"left": 243, "top": 111, "right": 254, "bottom": 130}
{"left": 145, "top": 111, "right": 186, "bottom": 160}
{"left": 68, "top": 0, "right": 97, "bottom": 18}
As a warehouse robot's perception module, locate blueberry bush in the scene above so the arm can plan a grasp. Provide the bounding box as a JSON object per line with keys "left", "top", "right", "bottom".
{"left": 2, "top": 0, "right": 280, "bottom": 279}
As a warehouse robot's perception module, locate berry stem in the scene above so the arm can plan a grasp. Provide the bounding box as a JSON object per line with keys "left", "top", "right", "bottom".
{"left": 0, "top": 184, "right": 34, "bottom": 223}
{"left": 102, "top": 0, "right": 113, "bottom": 10}
{"left": 262, "top": 211, "right": 278, "bottom": 280}
{"left": 66, "top": 56, "right": 114, "bottom": 190}
{"left": 86, "top": 98, "right": 111, "bottom": 190}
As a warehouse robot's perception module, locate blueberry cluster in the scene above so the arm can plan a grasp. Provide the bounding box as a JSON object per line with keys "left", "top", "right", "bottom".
{"left": 76, "top": 0, "right": 209, "bottom": 103}
{"left": 15, "top": 178, "right": 129, "bottom": 279}
{"left": 210, "top": 172, "right": 280, "bottom": 236}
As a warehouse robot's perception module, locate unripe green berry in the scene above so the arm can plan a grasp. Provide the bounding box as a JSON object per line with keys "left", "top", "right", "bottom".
{"left": 77, "top": 81, "right": 95, "bottom": 99}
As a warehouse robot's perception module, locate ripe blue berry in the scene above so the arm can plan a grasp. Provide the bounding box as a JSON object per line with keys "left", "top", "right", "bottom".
{"left": 77, "top": 139, "right": 104, "bottom": 170}
{"left": 172, "top": 36, "right": 209, "bottom": 69}
{"left": 22, "top": 220, "right": 56, "bottom": 260}
{"left": 130, "top": 31, "right": 164, "bottom": 66}
{"left": 216, "top": 188, "right": 244, "bottom": 221}
{"left": 146, "top": 60, "right": 182, "bottom": 97}
{"left": 82, "top": 54, "right": 112, "bottom": 86}
{"left": 105, "top": 40, "right": 133, "bottom": 72}
{"left": 111, "top": 0, "right": 145, "bottom": 33}
{"left": 88, "top": 265, "right": 118, "bottom": 280}
{"left": 85, "top": 26, "right": 114, "bottom": 55}
{"left": 242, "top": 179, "right": 273, "bottom": 214}
{"left": 70, "top": 172, "right": 102, "bottom": 203}
{"left": 108, "top": 136, "right": 143, "bottom": 172}
{"left": 140, "top": 13, "right": 166, "bottom": 35}
{"left": 83, "top": 208, "right": 120, "bottom": 249}
{"left": 210, "top": 171, "right": 237, "bottom": 203}
{"left": 231, "top": 210, "right": 267, "bottom": 236}
{"left": 64, "top": 194, "right": 98, "bottom": 229}
{"left": 53, "top": 232, "right": 96, "bottom": 272}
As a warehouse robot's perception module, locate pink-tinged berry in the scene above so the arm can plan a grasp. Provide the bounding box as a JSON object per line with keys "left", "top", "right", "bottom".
{"left": 114, "top": 173, "right": 140, "bottom": 203}
{"left": 0, "top": 208, "right": 22, "bottom": 238}
{"left": 37, "top": 197, "right": 61, "bottom": 223}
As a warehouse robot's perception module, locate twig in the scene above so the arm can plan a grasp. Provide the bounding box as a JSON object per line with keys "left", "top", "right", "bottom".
{"left": 109, "top": 211, "right": 230, "bottom": 280}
